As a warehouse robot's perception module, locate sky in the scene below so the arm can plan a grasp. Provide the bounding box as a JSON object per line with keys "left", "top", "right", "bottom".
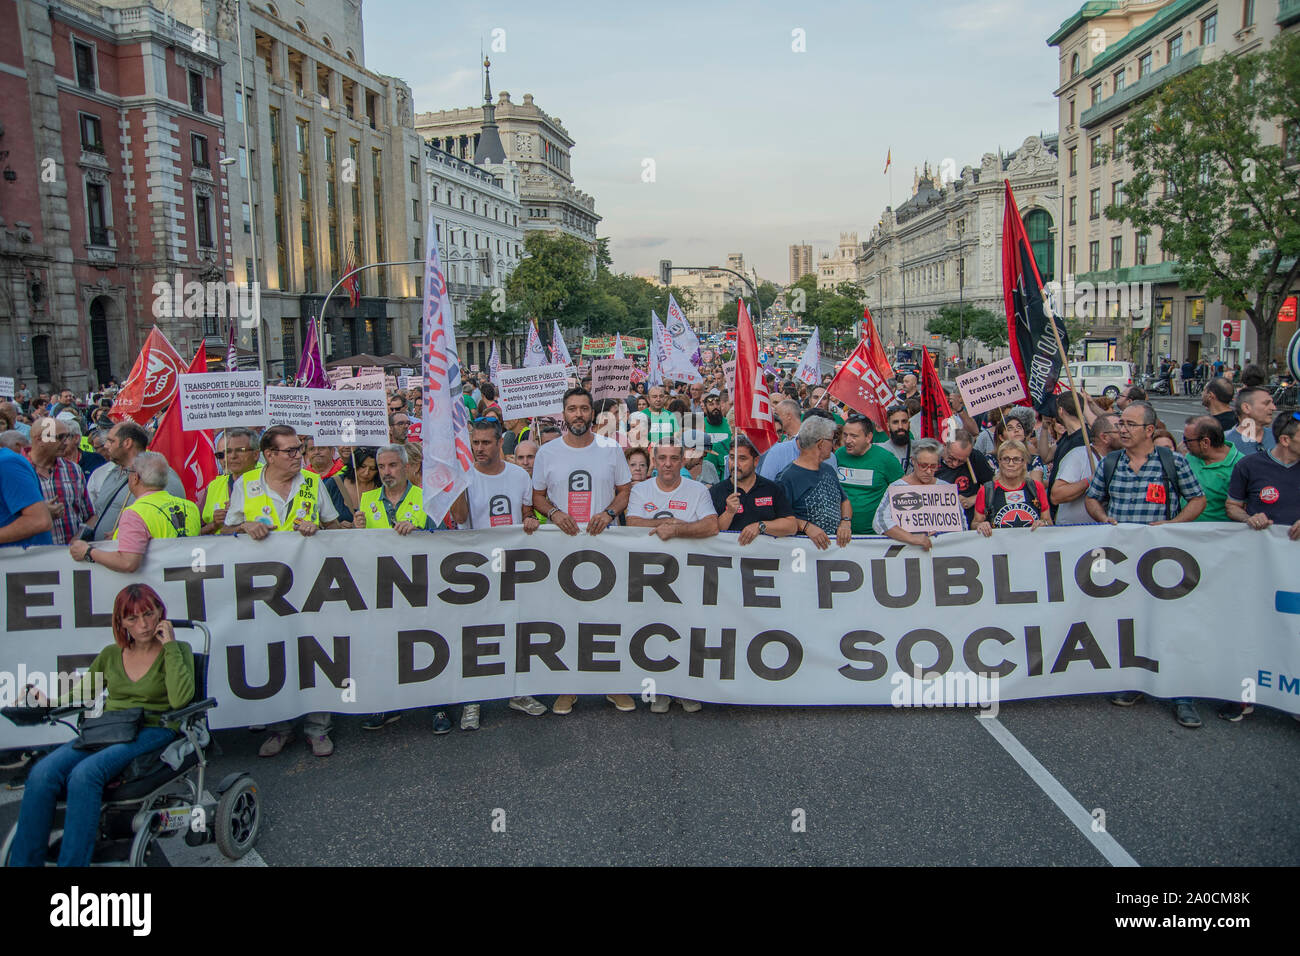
{"left": 362, "top": 0, "right": 1079, "bottom": 283}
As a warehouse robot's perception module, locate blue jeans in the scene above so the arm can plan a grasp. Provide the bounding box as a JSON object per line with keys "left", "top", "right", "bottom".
{"left": 9, "top": 726, "right": 177, "bottom": 867}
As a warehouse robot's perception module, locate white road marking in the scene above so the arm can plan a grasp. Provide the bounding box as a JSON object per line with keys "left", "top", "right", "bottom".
{"left": 0, "top": 788, "right": 22, "bottom": 808}
{"left": 978, "top": 714, "right": 1139, "bottom": 867}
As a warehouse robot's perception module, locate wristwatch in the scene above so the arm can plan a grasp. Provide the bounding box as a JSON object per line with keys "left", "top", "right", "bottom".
{"left": 604, "top": 508, "right": 618, "bottom": 520}
{"left": 758, "top": 521, "right": 768, "bottom": 536}
{"left": 83, "top": 547, "right": 96, "bottom": 564}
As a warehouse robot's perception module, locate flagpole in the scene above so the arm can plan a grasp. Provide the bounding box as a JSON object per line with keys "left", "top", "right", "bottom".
{"left": 1046, "top": 307, "right": 1092, "bottom": 458}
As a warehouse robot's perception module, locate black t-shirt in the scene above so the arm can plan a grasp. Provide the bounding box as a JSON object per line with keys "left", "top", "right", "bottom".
{"left": 709, "top": 475, "right": 794, "bottom": 532}
{"left": 1214, "top": 410, "right": 1237, "bottom": 433}
{"left": 1227, "top": 451, "right": 1300, "bottom": 526}
{"left": 937, "top": 453, "right": 995, "bottom": 522}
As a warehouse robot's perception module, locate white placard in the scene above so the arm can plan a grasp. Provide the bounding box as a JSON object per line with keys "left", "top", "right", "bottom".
{"left": 308, "top": 388, "right": 389, "bottom": 444}
{"left": 177, "top": 371, "right": 268, "bottom": 431}
{"left": 497, "top": 365, "right": 569, "bottom": 419}
{"left": 887, "top": 484, "right": 967, "bottom": 534}
{"left": 399, "top": 367, "right": 414, "bottom": 377}
{"left": 955, "top": 356, "right": 1028, "bottom": 417}
{"left": 0, "top": 376, "right": 13, "bottom": 400}
{"left": 336, "top": 366, "right": 384, "bottom": 392}
{"left": 327, "top": 367, "right": 354, "bottom": 386}
{"left": 591, "top": 359, "right": 634, "bottom": 401}
{"left": 265, "top": 386, "right": 317, "bottom": 436}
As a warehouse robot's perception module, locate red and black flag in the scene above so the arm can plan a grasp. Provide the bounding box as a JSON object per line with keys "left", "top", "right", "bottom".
{"left": 1003, "top": 181, "right": 1066, "bottom": 414}
{"left": 919, "top": 347, "right": 954, "bottom": 440}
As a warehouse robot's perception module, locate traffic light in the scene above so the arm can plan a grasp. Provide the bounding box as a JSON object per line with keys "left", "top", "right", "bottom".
{"left": 659, "top": 259, "right": 672, "bottom": 285}
{"left": 481, "top": 251, "right": 492, "bottom": 279}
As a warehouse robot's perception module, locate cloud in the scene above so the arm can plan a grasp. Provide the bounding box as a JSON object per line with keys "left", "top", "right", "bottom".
{"left": 614, "top": 236, "right": 670, "bottom": 250}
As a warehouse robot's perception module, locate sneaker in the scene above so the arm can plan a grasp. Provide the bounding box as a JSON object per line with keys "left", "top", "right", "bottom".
{"left": 678, "top": 697, "right": 703, "bottom": 714}
{"left": 362, "top": 712, "right": 400, "bottom": 730}
{"left": 509, "top": 696, "right": 547, "bottom": 716}
{"left": 460, "top": 703, "right": 481, "bottom": 731}
{"left": 0, "top": 750, "right": 33, "bottom": 771}
{"left": 432, "top": 710, "right": 453, "bottom": 734}
{"left": 258, "top": 732, "right": 293, "bottom": 757}
{"left": 248, "top": 725, "right": 266, "bottom": 733}
{"left": 606, "top": 694, "right": 636, "bottom": 712}
{"left": 4, "top": 769, "right": 28, "bottom": 791}
{"left": 650, "top": 695, "right": 671, "bottom": 714}
{"left": 309, "top": 733, "right": 335, "bottom": 756}
{"left": 1174, "top": 700, "right": 1202, "bottom": 729}
{"left": 1217, "top": 702, "right": 1253, "bottom": 722}
{"left": 1109, "top": 691, "right": 1143, "bottom": 706}
{"left": 552, "top": 695, "right": 577, "bottom": 716}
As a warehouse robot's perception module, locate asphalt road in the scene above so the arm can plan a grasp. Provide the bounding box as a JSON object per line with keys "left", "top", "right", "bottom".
{"left": 5, "top": 688, "right": 1294, "bottom": 867}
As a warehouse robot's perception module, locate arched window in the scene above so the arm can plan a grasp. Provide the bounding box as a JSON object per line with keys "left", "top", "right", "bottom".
{"left": 266, "top": 3, "right": 279, "bottom": 18}
{"left": 1025, "top": 209, "right": 1055, "bottom": 282}
{"left": 346, "top": 50, "right": 356, "bottom": 62}
{"left": 1070, "top": 53, "right": 1080, "bottom": 77}
{"left": 322, "top": 35, "right": 333, "bottom": 49}
{"left": 295, "top": 19, "right": 307, "bottom": 33}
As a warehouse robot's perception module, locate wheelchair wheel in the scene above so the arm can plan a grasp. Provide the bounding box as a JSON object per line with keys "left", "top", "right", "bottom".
{"left": 0, "top": 821, "right": 16, "bottom": 866}
{"left": 215, "top": 776, "right": 260, "bottom": 859}
{"left": 128, "top": 823, "right": 155, "bottom": 867}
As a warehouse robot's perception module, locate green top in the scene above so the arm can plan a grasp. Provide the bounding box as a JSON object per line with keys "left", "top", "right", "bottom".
{"left": 835, "top": 445, "right": 904, "bottom": 534}
{"left": 1187, "top": 445, "right": 1244, "bottom": 522}
{"left": 61, "top": 641, "right": 196, "bottom": 729}
{"left": 703, "top": 419, "right": 732, "bottom": 477}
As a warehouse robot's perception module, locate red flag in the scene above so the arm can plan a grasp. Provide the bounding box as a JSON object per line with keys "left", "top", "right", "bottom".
{"left": 111, "top": 326, "right": 185, "bottom": 425}
{"left": 1003, "top": 181, "right": 1066, "bottom": 414}
{"left": 343, "top": 242, "right": 361, "bottom": 309}
{"left": 827, "top": 339, "right": 895, "bottom": 430}
{"left": 919, "top": 347, "right": 954, "bottom": 440}
{"left": 150, "top": 345, "right": 217, "bottom": 502}
{"left": 861, "top": 305, "right": 893, "bottom": 379}
{"left": 734, "top": 298, "right": 778, "bottom": 453}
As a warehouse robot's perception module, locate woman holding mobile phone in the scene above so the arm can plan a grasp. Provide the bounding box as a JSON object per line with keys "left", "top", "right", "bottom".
{"left": 9, "top": 583, "right": 195, "bottom": 867}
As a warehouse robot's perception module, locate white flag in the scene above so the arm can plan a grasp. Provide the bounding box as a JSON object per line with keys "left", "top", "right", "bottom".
{"left": 613, "top": 333, "right": 625, "bottom": 360}
{"left": 666, "top": 293, "right": 702, "bottom": 366}
{"left": 419, "top": 209, "right": 473, "bottom": 526}
{"left": 795, "top": 327, "right": 821, "bottom": 386}
{"left": 551, "top": 320, "right": 573, "bottom": 366}
{"left": 488, "top": 340, "right": 501, "bottom": 388}
{"left": 523, "top": 321, "right": 547, "bottom": 367}
{"left": 647, "top": 312, "right": 669, "bottom": 387}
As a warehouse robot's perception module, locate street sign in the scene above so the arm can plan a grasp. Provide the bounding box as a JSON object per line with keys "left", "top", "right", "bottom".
{"left": 1222, "top": 321, "right": 1233, "bottom": 340}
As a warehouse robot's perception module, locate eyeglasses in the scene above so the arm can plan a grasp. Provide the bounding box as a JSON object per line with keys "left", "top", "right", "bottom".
{"left": 914, "top": 462, "right": 940, "bottom": 471}
{"left": 271, "top": 445, "right": 302, "bottom": 457}
{"left": 999, "top": 456, "right": 1025, "bottom": 464}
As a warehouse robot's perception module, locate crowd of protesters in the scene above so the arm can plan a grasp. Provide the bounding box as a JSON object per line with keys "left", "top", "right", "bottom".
{"left": 1, "top": 353, "right": 1297, "bottom": 768}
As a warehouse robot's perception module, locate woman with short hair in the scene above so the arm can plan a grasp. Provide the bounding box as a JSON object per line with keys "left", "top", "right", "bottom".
{"left": 972, "top": 440, "right": 1052, "bottom": 535}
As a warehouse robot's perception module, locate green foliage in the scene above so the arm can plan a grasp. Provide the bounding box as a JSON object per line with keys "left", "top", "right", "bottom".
{"left": 927, "top": 304, "right": 1005, "bottom": 360}
{"left": 1107, "top": 32, "right": 1300, "bottom": 359}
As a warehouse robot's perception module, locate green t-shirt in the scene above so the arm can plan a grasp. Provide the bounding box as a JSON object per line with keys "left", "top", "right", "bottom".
{"left": 1187, "top": 445, "right": 1244, "bottom": 522}
{"left": 62, "top": 641, "right": 196, "bottom": 728}
{"left": 634, "top": 409, "right": 679, "bottom": 444}
{"left": 703, "top": 419, "right": 731, "bottom": 477}
{"left": 835, "top": 445, "right": 904, "bottom": 533}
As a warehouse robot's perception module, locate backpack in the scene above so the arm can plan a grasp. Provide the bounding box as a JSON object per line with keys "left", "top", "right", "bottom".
{"left": 1098, "top": 446, "right": 1179, "bottom": 521}
{"left": 979, "top": 479, "right": 1048, "bottom": 525}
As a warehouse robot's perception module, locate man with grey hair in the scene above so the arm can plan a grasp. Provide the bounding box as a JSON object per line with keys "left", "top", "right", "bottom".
{"left": 68, "top": 451, "right": 199, "bottom": 573}
{"left": 760, "top": 403, "right": 830, "bottom": 480}
{"left": 200, "top": 426, "right": 260, "bottom": 534}
{"left": 84, "top": 420, "right": 186, "bottom": 541}
{"left": 354, "top": 443, "right": 433, "bottom": 533}
{"left": 0, "top": 430, "right": 26, "bottom": 453}
{"left": 776, "top": 416, "right": 851, "bottom": 550}
{"left": 27, "top": 416, "right": 92, "bottom": 544}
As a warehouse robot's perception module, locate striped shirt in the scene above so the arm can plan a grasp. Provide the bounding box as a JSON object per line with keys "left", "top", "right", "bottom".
{"left": 36, "top": 456, "right": 93, "bottom": 544}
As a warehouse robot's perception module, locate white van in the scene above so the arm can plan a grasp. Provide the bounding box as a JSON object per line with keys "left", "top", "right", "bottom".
{"left": 1067, "top": 361, "right": 1135, "bottom": 399}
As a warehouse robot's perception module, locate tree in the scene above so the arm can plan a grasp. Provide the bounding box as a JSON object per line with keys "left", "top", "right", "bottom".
{"left": 504, "top": 232, "right": 595, "bottom": 324}
{"left": 461, "top": 290, "right": 523, "bottom": 340}
{"left": 969, "top": 309, "right": 1008, "bottom": 354}
{"left": 1107, "top": 32, "right": 1300, "bottom": 361}
{"left": 756, "top": 280, "right": 781, "bottom": 314}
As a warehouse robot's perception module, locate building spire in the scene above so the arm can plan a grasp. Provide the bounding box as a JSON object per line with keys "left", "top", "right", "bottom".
{"left": 472, "top": 56, "right": 507, "bottom": 165}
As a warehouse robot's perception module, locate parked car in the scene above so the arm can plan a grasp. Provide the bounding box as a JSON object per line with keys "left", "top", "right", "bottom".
{"left": 1067, "top": 361, "right": 1136, "bottom": 399}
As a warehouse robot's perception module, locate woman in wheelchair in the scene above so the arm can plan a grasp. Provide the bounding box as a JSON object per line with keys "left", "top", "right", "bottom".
{"left": 10, "top": 583, "right": 195, "bottom": 867}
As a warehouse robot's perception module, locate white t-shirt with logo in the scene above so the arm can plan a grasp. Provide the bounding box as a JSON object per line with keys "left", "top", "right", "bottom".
{"left": 466, "top": 462, "right": 534, "bottom": 529}
{"left": 628, "top": 476, "right": 715, "bottom": 522}
{"left": 1051, "top": 444, "right": 1101, "bottom": 526}
{"left": 531, "top": 434, "right": 632, "bottom": 524}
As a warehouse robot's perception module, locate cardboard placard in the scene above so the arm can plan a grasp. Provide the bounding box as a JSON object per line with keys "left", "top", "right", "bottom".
{"left": 0, "top": 376, "right": 13, "bottom": 400}
{"left": 327, "top": 367, "right": 354, "bottom": 386}
{"left": 723, "top": 360, "right": 736, "bottom": 394}
{"left": 887, "top": 484, "right": 966, "bottom": 534}
{"left": 337, "top": 366, "right": 385, "bottom": 392}
{"left": 265, "top": 387, "right": 317, "bottom": 436}
{"left": 497, "top": 365, "right": 568, "bottom": 419}
{"left": 177, "top": 371, "right": 268, "bottom": 431}
{"left": 309, "top": 389, "right": 389, "bottom": 445}
{"left": 591, "top": 358, "right": 634, "bottom": 401}
{"left": 954, "top": 356, "right": 1029, "bottom": 416}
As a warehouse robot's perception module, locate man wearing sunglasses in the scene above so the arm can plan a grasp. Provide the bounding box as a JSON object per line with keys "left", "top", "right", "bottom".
{"left": 200, "top": 426, "right": 262, "bottom": 534}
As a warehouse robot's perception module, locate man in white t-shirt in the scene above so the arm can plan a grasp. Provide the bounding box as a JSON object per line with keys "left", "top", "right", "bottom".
{"left": 448, "top": 419, "right": 546, "bottom": 725}
{"left": 625, "top": 442, "right": 720, "bottom": 715}
{"left": 531, "top": 387, "right": 634, "bottom": 715}
{"left": 1050, "top": 414, "right": 1118, "bottom": 525}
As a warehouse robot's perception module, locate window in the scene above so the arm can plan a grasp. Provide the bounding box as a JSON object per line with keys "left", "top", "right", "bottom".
{"left": 196, "top": 195, "right": 213, "bottom": 248}
{"left": 1112, "top": 125, "right": 1124, "bottom": 159}
{"left": 1242, "top": 0, "right": 1255, "bottom": 27}
{"left": 1201, "top": 12, "right": 1217, "bottom": 45}
{"left": 410, "top": 158, "right": 418, "bottom": 183}
{"left": 1068, "top": 196, "right": 1078, "bottom": 225}
{"left": 1110, "top": 236, "right": 1123, "bottom": 269}
{"left": 1136, "top": 233, "right": 1149, "bottom": 265}
{"left": 191, "top": 133, "right": 209, "bottom": 168}
{"left": 1090, "top": 135, "right": 1101, "bottom": 168}
{"left": 1068, "top": 100, "right": 1075, "bottom": 126}
{"left": 1069, "top": 245, "right": 1078, "bottom": 274}
{"left": 238, "top": 146, "right": 248, "bottom": 178}
{"left": 1090, "top": 188, "right": 1101, "bottom": 219}
{"left": 1070, "top": 53, "right": 1080, "bottom": 77}
{"left": 1068, "top": 146, "right": 1077, "bottom": 176}
{"left": 79, "top": 113, "right": 103, "bottom": 152}
{"left": 235, "top": 84, "right": 245, "bottom": 123}
{"left": 1188, "top": 297, "right": 1206, "bottom": 327}
{"left": 242, "top": 202, "right": 251, "bottom": 234}
{"left": 1168, "top": 34, "right": 1183, "bottom": 61}
{"left": 86, "top": 183, "right": 108, "bottom": 245}
{"left": 1139, "top": 52, "right": 1153, "bottom": 78}
{"left": 1113, "top": 68, "right": 1125, "bottom": 92}
{"left": 412, "top": 198, "right": 419, "bottom": 221}
{"left": 188, "top": 71, "right": 205, "bottom": 113}
{"left": 414, "top": 237, "right": 421, "bottom": 259}
{"left": 1025, "top": 209, "right": 1054, "bottom": 282}
{"left": 1111, "top": 181, "right": 1125, "bottom": 207}
{"left": 296, "top": 120, "right": 308, "bottom": 153}
{"left": 431, "top": 184, "right": 438, "bottom": 203}
{"left": 1088, "top": 241, "right": 1100, "bottom": 272}
{"left": 1090, "top": 82, "right": 1102, "bottom": 107}
{"left": 73, "top": 40, "right": 96, "bottom": 91}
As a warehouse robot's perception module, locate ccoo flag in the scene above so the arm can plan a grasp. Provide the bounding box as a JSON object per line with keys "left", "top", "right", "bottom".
{"left": 1003, "top": 181, "right": 1066, "bottom": 414}
{"left": 111, "top": 326, "right": 185, "bottom": 425}
{"left": 826, "top": 339, "right": 895, "bottom": 430}
{"left": 418, "top": 208, "right": 474, "bottom": 526}
{"left": 861, "top": 305, "right": 893, "bottom": 380}
{"left": 734, "top": 298, "right": 778, "bottom": 453}
{"left": 150, "top": 345, "right": 217, "bottom": 502}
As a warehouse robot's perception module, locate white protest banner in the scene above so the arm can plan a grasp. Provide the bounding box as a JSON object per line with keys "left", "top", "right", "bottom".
{"left": 497, "top": 364, "right": 568, "bottom": 419}
{"left": 399, "top": 367, "right": 414, "bottom": 378}
{"left": 308, "top": 388, "right": 388, "bottom": 444}
{"left": 265, "top": 386, "right": 316, "bottom": 436}
{"left": 398, "top": 376, "right": 418, "bottom": 390}
{"left": 724, "top": 360, "right": 736, "bottom": 393}
{"left": 327, "top": 367, "right": 354, "bottom": 387}
{"left": 955, "top": 356, "right": 1028, "bottom": 417}
{"left": 591, "top": 358, "right": 634, "bottom": 401}
{"left": 887, "top": 483, "right": 967, "bottom": 534}
{"left": 351, "top": 366, "right": 386, "bottom": 391}
{"left": 176, "top": 371, "right": 268, "bottom": 431}
{"left": 0, "top": 376, "right": 13, "bottom": 400}
{"left": 384, "top": 374, "right": 398, "bottom": 391}
{"left": 2, "top": 524, "right": 1296, "bottom": 746}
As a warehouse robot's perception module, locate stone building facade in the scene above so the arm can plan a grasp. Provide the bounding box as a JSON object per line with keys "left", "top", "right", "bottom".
{"left": 816, "top": 232, "right": 860, "bottom": 290}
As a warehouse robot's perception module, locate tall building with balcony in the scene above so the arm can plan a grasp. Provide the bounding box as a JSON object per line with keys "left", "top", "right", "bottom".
{"left": 789, "top": 243, "right": 813, "bottom": 284}
{"left": 413, "top": 74, "right": 600, "bottom": 251}
{"left": 0, "top": 0, "right": 231, "bottom": 391}
{"left": 1050, "top": 0, "right": 1300, "bottom": 368}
